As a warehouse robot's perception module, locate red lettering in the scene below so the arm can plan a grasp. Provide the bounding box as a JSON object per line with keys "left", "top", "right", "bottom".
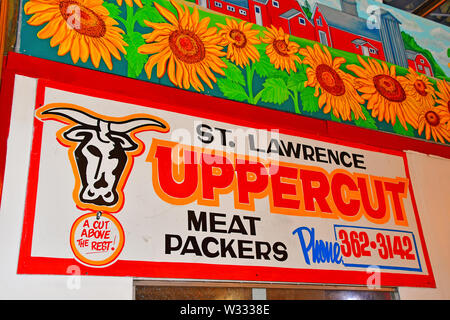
{"left": 270, "top": 165, "right": 300, "bottom": 210}
{"left": 384, "top": 180, "right": 408, "bottom": 225}
{"left": 235, "top": 160, "right": 268, "bottom": 205}
{"left": 358, "top": 177, "right": 387, "bottom": 220}
{"left": 300, "top": 169, "right": 332, "bottom": 213}
{"left": 91, "top": 241, "right": 112, "bottom": 251}
{"left": 154, "top": 145, "right": 198, "bottom": 199}
{"left": 331, "top": 173, "right": 360, "bottom": 217}
{"left": 201, "top": 153, "right": 234, "bottom": 200}
{"left": 148, "top": 140, "right": 410, "bottom": 227}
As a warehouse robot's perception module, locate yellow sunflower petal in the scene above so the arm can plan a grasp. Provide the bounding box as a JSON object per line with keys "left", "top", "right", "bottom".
{"left": 70, "top": 34, "right": 81, "bottom": 64}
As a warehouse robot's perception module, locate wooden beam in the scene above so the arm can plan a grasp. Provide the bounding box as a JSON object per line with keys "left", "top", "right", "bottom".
{"left": 412, "top": 0, "right": 446, "bottom": 17}
{"left": 0, "top": 0, "right": 19, "bottom": 80}
{"left": 0, "top": 0, "right": 8, "bottom": 76}
{"left": 133, "top": 279, "right": 397, "bottom": 292}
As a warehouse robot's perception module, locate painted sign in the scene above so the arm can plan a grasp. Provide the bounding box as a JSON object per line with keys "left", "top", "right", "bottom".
{"left": 18, "top": 78, "right": 435, "bottom": 287}
{"left": 19, "top": 0, "right": 450, "bottom": 146}
{"left": 70, "top": 212, "right": 125, "bottom": 266}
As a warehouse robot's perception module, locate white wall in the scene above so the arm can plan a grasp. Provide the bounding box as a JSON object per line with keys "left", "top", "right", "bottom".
{"left": 0, "top": 76, "right": 133, "bottom": 299}
{"left": 0, "top": 76, "right": 448, "bottom": 299}
{"left": 398, "top": 151, "right": 450, "bottom": 300}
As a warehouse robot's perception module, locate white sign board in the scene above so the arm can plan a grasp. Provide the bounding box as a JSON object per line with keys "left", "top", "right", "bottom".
{"left": 17, "top": 80, "right": 434, "bottom": 287}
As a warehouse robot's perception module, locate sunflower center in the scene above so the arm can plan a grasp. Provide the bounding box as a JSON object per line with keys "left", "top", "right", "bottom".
{"left": 273, "top": 40, "right": 289, "bottom": 57}
{"left": 373, "top": 75, "right": 406, "bottom": 102}
{"left": 169, "top": 30, "right": 205, "bottom": 64}
{"left": 425, "top": 110, "right": 440, "bottom": 127}
{"left": 59, "top": 0, "right": 106, "bottom": 38}
{"left": 229, "top": 29, "right": 247, "bottom": 48}
{"left": 316, "top": 64, "right": 346, "bottom": 96}
{"left": 414, "top": 80, "right": 428, "bottom": 97}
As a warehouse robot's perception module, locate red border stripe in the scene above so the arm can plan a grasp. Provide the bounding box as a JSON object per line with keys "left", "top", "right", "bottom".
{"left": 0, "top": 53, "right": 440, "bottom": 288}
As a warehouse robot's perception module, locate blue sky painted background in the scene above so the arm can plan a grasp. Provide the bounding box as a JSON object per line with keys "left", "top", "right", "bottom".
{"left": 305, "top": 0, "right": 449, "bottom": 75}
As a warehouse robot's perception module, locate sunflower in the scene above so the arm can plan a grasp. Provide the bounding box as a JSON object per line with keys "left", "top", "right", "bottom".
{"left": 417, "top": 104, "right": 450, "bottom": 143}
{"left": 138, "top": 0, "right": 226, "bottom": 92}
{"left": 299, "top": 44, "right": 365, "bottom": 121}
{"left": 347, "top": 56, "right": 418, "bottom": 129}
{"left": 24, "top": 0, "right": 127, "bottom": 70}
{"left": 260, "top": 25, "right": 301, "bottom": 74}
{"left": 217, "top": 19, "right": 260, "bottom": 68}
{"left": 398, "top": 68, "right": 436, "bottom": 108}
{"left": 435, "top": 79, "right": 450, "bottom": 130}
{"left": 116, "top": 0, "right": 143, "bottom": 7}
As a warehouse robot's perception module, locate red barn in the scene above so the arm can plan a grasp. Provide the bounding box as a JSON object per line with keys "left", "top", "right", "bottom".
{"left": 279, "top": 8, "right": 316, "bottom": 42}
{"left": 199, "top": 0, "right": 250, "bottom": 21}
{"left": 259, "top": 0, "right": 298, "bottom": 27}
{"left": 311, "top": 3, "right": 385, "bottom": 60}
{"left": 406, "top": 50, "right": 434, "bottom": 77}
{"left": 197, "top": 0, "right": 316, "bottom": 41}
{"left": 196, "top": 0, "right": 435, "bottom": 77}
{"left": 248, "top": 0, "right": 271, "bottom": 26}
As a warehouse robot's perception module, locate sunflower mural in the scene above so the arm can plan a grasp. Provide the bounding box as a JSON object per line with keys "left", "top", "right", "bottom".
{"left": 217, "top": 18, "right": 260, "bottom": 69}
{"left": 299, "top": 44, "right": 365, "bottom": 122}
{"left": 398, "top": 68, "right": 437, "bottom": 109}
{"left": 116, "top": 0, "right": 143, "bottom": 7}
{"left": 21, "top": 0, "right": 450, "bottom": 145}
{"left": 261, "top": 26, "right": 301, "bottom": 74}
{"left": 435, "top": 80, "right": 450, "bottom": 131}
{"left": 24, "top": 0, "right": 128, "bottom": 70}
{"left": 138, "top": 0, "right": 226, "bottom": 92}
{"left": 417, "top": 104, "right": 450, "bottom": 143}
{"left": 347, "top": 56, "right": 419, "bottom": 131}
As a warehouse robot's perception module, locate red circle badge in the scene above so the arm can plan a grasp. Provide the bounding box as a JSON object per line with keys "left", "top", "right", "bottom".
{"left": 70, "top": 212, "right": 125, "bottom": 267}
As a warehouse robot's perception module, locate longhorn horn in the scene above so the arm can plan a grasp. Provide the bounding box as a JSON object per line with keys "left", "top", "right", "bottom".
{"left": 41, "top": 107, "right": 99, "bottom": 127}
{"left": 109, "top": 118, "right": 167, "bottom": 133}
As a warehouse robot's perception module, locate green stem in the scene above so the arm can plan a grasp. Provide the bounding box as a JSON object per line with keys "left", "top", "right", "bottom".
{"left": 253, "top": 90, "right": 263, "bottom": 105}
{"left": 126, "top": 4, "right": 135, "bottom": 33}
{"left": 246, "top": 63, "right": 256, "bottom": 104}
{"left": 116, "top": 16, "right": 127, "bottom": 26}
{"left": 290, "top": 90, "right": 301, "bottom": 114}
{"left": 125, "top": 4, "right": 136, "bottom": 78}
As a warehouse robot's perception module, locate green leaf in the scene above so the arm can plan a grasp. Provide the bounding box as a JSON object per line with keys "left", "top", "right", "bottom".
{"left": 217, "top": 78, "right": 249, "bottom": 102}
{"left": 287, "top": 71, "right": 307, "bottom": 92}
{"left": 352, "top": 106, "right": 377, "bottom": 130}
{"left": 260, "top": 78, "right": 289, "bottom": 105}
{"left": 124, "top": 32, "right": 147, "bottom": 78}
{"left": 299, "top": 86, "right": 319, "bottom": 113}
{"left": 135, "top": 1, "right": 166, "bottom": 26}
{"left": 392, "top": 119, "right": 415, "bottom": 137}
{"left": 102, "top": 2, "right": 122, "bottom": 20}
{"left": 222, "top": 59, "right": 245, "bottom": 86}
{"left": 269, "top": 69, "right": 289, "bottom": 82}
{"left": 134, "top": 4, "right": 166, "bottom": 27}
{"left": 254, "top": 52, "right": 275, "bottom": 79}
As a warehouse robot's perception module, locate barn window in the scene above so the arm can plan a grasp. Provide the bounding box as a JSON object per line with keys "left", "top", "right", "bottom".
{"left": 299, "top": 17, "right": 306, "bottom": 25}
{"left": 214, "top": 1, "right": 222, "bottom": 8}
{"left": 369, "top": 48, "right": 377, "bottom": 54}
{"left": 418, "top": 65, "right": 423, "bottom": 70}
{"left": 239, "top": 9, "right": 247, "bottom": 16}
{"left": 317, "top": 17, "right": 322, "bottom": 26}
{"left": 227, "top": 5, "right": 235, "bottom": 12}
{"left": 272, "top": 0, "right": 279, "bottom": 8}
{"left": 420, "top": 58, "right": 424, "bottom": 63}
{"left": 318, "top": 30, "right": 328, "bottom": 46}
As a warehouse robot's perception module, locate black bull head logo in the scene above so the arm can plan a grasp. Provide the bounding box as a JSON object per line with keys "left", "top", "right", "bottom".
{"left": 36, "top": 103, "right": 169, "bottom": 212}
